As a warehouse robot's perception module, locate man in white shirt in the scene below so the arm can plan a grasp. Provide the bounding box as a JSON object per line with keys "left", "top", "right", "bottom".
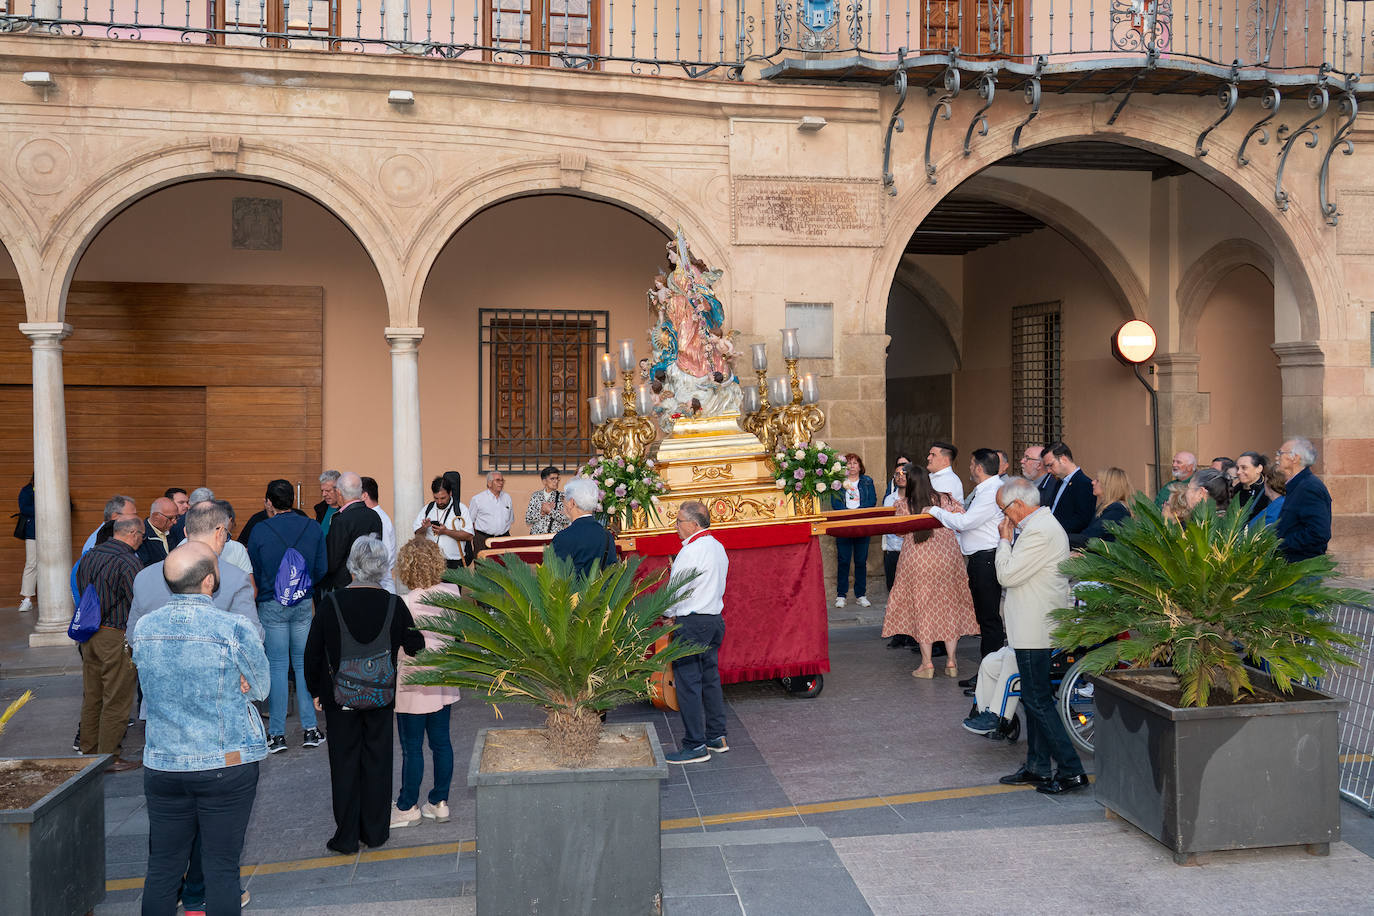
{"left": 413, "top": 476, "right": 474, "bottom": 570}
{"left": 663, "top": 500, "right": 729, "bottom": 765}
{"left": 926, "top": 448, "right": 1005, "bottom": 666}
{"left": 361, "top": 476, "right": 397, "bottom": 593}
{"left": 468, "top": 470, "right": 514, "bottom": 557}
{"left": 925, "top": 441, "right": 964, "bottom": 504}
{"left": 992, "top": 477, "right": 1086, "bottom": 795}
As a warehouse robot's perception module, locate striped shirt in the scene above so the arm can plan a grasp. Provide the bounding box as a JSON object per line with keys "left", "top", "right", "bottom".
{"left": 75, "top": 539, "right": 142, "bottom": 630}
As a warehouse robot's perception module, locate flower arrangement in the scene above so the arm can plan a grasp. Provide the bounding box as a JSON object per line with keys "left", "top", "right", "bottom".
{"left": 579, "top": 455, "right": 669, "bottom": 528}
{"left": 771, "top": 439, "right": 846, "bottom": 509}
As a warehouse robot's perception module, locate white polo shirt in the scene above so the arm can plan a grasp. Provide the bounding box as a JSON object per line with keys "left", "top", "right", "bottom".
{"left": 667, "top": 530, "right": 729, "bottom": 617}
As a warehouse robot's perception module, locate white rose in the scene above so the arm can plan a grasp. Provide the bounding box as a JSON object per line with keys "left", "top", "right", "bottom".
{"left": 815, "top": 440, "right": 827, "bottom": 450}
{"left": 815, "top": 482, "right": 826, "bottom": 493}
{"left": 832, "top": 461, "right": 843, "bottom": 472}
{"left": 626, "top": 461, "right": 636, "bottom": 471}
{"left": 776, "top": 479, "right": 786, "bottom": 489}
{"left": 646, "top": 459, "right": 655, "bottom": 468}
{"left": 794, "top": 449, "right": 805, "bottom": 460}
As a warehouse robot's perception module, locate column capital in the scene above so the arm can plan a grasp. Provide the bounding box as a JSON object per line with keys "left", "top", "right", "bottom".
{"left": 1271, "top": 340, "right": 1325, "bottom": 368}
{"left": 19, "top": 322, "right": 72, "bottom": 345}
{"left": 1152, "top": 351, "right": 1201, "bottom": 371}
{"left": 384, "top": 326, "right": 424, "bottom": 351}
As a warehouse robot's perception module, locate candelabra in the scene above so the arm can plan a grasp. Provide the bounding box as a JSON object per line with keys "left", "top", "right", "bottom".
{"left": 738, "top": 331, "right": 825, "bottom": 452}
{"left": 588, "top": 339, "right": 657, "bottom": 460}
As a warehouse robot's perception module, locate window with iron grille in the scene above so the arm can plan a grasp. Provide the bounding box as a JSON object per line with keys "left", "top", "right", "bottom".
{"left": 479, "top": 308, "right": 608, "bottom": 474}
{"left": 1010, "top": 301, "right": 1062, "bottom": 459}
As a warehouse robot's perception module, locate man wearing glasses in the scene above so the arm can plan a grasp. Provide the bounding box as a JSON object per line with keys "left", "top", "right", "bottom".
{"left": 138, "top": 497, "right": 179, "bottom": 567}
{"left": 993, "top": 477, "right": 1087, "bottom": 795}
{"left": 1275, "top": 438, "right": 1332, "bottom": 564}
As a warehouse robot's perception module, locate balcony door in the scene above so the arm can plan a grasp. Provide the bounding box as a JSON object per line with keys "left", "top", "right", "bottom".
{"left": 924, "top": 0, "right": 1024, "bottom": 57}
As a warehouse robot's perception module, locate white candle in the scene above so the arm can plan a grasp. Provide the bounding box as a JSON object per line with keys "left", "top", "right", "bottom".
{"left": 617, "top": 338, "right": 636, "bottom": 373}
{"left": 768, "top": 376, "right": 788, "bottom": 405}
{"left": 588, "top": 395, "right": 605, "bottom": 426}
{"left": 600, "top": 353, "right": 615, "bottom": 385}
{"left": 781, "top": 328, "right": 800, "bottom": 360}
{"left": 605, "top": 387, "right": 624, "bottom": 418}
{"left": 751, "top": 342, "right": 768, "bottom": 373}
{"left": 801, "top": 373, "right": 819, "bottom": 405}
{"left": 635, "top": 384, "right": 654, "bottom": 416}
{"left": 741, "top": 384, "right": 759, "bottom": 414}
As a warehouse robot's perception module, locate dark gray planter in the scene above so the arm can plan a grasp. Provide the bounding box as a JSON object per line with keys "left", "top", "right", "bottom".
{"left": 0, "top": 754, "right": 111, "bottom": 916}
{"left": 1092, "top": 669, "right": 1347, "bottom": 864}
{"left": 467, "top": 722, "right": 668, "bottom": 916}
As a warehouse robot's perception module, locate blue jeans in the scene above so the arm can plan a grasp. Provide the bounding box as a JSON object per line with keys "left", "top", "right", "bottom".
{"left": 395, "top": 706, "right": 454, "bottom": 810}
{"left": 1014, "top": 648, "right": 1084, "bottom": 780}
{"left": 142, "top": 763, "right": 258, "bottom": 916}
{"left": 835, "top": 536, "right": 870, "bottom": 598}
{"left": 258, "top": 599, "right": 317, "bottom": 736}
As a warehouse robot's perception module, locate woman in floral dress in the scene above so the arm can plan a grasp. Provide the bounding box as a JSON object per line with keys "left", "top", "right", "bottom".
{"left": 883, "top": 463, "right": 980, "bottom": 679}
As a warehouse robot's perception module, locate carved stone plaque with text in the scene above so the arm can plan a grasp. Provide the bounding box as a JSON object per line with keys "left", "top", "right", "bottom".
{"left": 731, "top": 176, "right": 884, "bottom": 247}
{"left": 1336, "top": 190, "right": 1374, "bottom": 256}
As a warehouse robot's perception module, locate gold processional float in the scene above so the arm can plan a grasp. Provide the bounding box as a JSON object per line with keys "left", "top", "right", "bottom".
{"left": 585, "top": 229, "right": 866, "bottom": 535}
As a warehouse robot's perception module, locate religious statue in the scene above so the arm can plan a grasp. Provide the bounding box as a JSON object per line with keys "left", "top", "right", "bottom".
{"left": 648, "top": 229, "right": 742, "bottom": 431}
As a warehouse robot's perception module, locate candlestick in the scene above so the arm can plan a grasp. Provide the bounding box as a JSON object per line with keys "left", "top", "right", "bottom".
{"left": 617, "top": 338, "right": 636, "bottom": 373}
{"left": 600, "top": 353, "right": 615, "bottom": 386}
{"left": 605, "top": 387, "right": 624, "bottom": 418}
{"left": 588, "top": 395, "right": 606, "bottom": 426}
{"left": 801, "top": 373, "right": 819, "bottom": 405}
{"left": 768, "top": 376, "right": 788, "bottom": 406}
{"left": 741, "top": 384, "right": 759, "bottom": 414}
{"left": 635, "top": 383, "right": 654, "bottom": 416}
{"left": 781, "top": 328, "right": 800, "bottom": 360}
{"left": 751, "top": 342, "right": 768, "bottom": 373}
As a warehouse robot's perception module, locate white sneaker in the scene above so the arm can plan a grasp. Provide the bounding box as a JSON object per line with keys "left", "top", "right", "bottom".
{"left": 856, "top": 596, "right": 871, "bottom": 607}
{"left": 834, "top": 596, "right": 846, "bottom": 608}
{"left": 420, "top": 800, "right": 450, "bottom": 822}
{"left": 390, "top": 804, "right": 421, "bottom": 829}
{"left": 17, "top": 597, "right": 33, "bottom": 613}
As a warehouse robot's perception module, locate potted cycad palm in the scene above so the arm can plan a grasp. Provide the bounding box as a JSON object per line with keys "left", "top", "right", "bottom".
{"left": 1052, "top": 497, "right": 1368, "bottom": 865}
{"left": 408, "top": 548, "right": 701, "bottom": 916}
{"left": 2, "top": 690, "right": 112, "bottom": 916}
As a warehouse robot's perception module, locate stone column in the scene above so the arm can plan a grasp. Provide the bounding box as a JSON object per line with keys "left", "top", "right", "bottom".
{"left": 20, "top": 322, "right": 75, "bottom": 647}
{"left": 386, "top": 327, "right": 425, "bottom": 543}
{"left": 1271, "top": 341, "right": 1325, "bottom": 447}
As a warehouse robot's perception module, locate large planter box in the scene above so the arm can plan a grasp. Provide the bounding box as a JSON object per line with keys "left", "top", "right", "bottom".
{"left": 0, "top": 755, "right": 110, "bottom": 916}
{"left": 468, "top": 723, "right": 668, "bottom": 916}
{"left": 1092, "top": 669, "right": 1347, "bottom": 864}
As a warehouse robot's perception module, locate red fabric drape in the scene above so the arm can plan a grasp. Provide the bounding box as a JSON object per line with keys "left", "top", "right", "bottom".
{"left": 633, "top": 535, "right": 829, "bottom": 683}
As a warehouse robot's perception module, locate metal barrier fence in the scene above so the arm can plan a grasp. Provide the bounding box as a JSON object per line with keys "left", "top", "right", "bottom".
{"left": 2, "top": 0, "right": 1371, "bottom": 81}
{"left": 1324, "top": 601, "right": 1374, "bottom": 814}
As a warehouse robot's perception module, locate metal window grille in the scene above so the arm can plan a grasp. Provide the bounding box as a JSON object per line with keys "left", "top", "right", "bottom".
{"left": 478, "top": 308, "right": 608, "bottom": 474}
{"left": 1010, "top": 301, "right": 1062, "bottom": 458}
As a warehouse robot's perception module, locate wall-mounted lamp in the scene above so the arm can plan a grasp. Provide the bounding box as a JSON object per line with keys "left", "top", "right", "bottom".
{"left": 798, "top": 115, "right": 827, "bottom": 132}
{"left": 21, "top": 72, "right": 56, "bottom": 101}
{"left": 1111, "top": 319, "right": 1161, "bottom": 495}
{"left": 387, "top": 89, "right": 415, "bottom": 105}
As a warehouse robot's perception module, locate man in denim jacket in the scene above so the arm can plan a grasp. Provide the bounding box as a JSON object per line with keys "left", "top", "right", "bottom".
{"left": 130, "top": 542, "right": 269, "bottom": 916}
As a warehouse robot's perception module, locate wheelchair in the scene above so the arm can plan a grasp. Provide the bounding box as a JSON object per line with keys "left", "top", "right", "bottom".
{"left": 967, "top": 647, "right": 1098, "bottom": 755}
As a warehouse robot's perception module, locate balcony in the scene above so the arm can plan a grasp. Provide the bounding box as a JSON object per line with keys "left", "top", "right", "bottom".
{"left": 1, "top": 0, "right": 1370, "bottom": 92}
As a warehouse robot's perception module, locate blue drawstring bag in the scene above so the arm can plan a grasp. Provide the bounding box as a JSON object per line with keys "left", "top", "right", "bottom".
{"left": 274, "top": 546, "right": 313, "bottom": 606}
{"left": 68, "top": 584, "right": 101, "bottom": 643}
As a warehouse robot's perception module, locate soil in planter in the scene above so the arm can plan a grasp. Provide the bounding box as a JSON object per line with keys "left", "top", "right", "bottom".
{"left": 481, "top": 724, "right": 655, "bottom": 773}
{"left": 1115, "top": 670, "right": 1294, "bottom": 708}
{"left": 0, "top": 758, "right": 92, "bottom": 810}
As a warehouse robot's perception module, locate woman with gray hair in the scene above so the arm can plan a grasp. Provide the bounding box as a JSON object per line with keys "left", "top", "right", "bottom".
{"left": 305, "top": 535, "right": 424, "bottom": 855}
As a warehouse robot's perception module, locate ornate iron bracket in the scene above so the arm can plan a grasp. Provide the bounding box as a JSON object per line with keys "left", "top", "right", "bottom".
{"left": 881, "top": 50, "right": 909, "bottom": 197}
{"left": 925, "top": 58, "right": 961, "bottom": 186}
{"left": 1275, "top": 70, "right": 1330, "bottom": 212}
{"left": 1319, "top": 79, "right": 1359, "bottom": 226}
{"left": 1106, "top": 48, "right": 1159, "bottom": 126}
{"left": 1237, "top": 86, "right": 1281, "bottom": 166}
{"left": 963, "top": 70, "right": 998, "bottom": 157}
{"left": 1011, "top": 57, "right": 1046, "bottom": 154}
{"left": 1195, "top": 64, "right": 1240, "bottom": 158}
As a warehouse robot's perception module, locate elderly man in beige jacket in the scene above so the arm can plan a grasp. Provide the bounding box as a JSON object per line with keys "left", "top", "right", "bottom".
{"left": 992, "top": 477, "right": 1088, "bottom": 796}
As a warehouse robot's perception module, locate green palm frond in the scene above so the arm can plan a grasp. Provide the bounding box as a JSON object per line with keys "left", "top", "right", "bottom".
{"left": 1051, "top": 496, "right": 1368, "bottom": 707}
{"left": 406, "top": 548, "right": 704, "bottom": 716}
{"left": 0, "top": 689, "right": 33, "bottom": 739}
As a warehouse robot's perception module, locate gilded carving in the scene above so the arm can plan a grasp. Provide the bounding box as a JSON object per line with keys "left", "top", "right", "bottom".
{"left": 690, "top": 464, "right": 733, "bottom": 482}
{"left": 664, "top": 493, "right": 779, "bottom": 524}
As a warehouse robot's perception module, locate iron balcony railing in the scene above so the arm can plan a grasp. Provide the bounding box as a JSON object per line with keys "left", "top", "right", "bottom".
{"left": 1, "top": 1, "right": 1370, "bottom": 80}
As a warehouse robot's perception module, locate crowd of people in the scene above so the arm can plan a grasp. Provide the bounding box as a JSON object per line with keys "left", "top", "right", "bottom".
{"left": 859, "top": 435, "right": 1333, "bottom": 793}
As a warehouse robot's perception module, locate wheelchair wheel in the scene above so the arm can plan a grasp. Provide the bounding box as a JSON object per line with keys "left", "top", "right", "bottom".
{"left": 1003, "top": 714, "right": 1021, "bottom": 743}
{"left": 1057, "top": 659, "right": 1096, "bottom": 755}
{"left": 779, "top": 673, "right": 823, "bottom": 698}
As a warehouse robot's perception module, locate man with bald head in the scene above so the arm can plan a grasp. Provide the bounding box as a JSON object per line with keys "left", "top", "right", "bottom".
{"left": 138, "top": 497, "right": 178, "bottom": 567}
{"left": 321, "top": 471, "right": 383, "bottom": 593}
{"left": 1156, "top": 451, "right": 1198, "bottom": 507}
{"left": 131, "top": 542, "right": 268, "bottom": 916}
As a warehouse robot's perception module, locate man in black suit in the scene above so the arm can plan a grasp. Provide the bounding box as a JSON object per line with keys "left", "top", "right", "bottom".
{"left": 320, "top": 472, "right": 383, "bottom": 592}
{"left": 1043, "top": 442, "right": 1095, "bottom": 536}
{"left": 1032, "top": 446, "right": 1060, "bottom": 504}
{"left": 550, "top": 477, "right": 617, "bottom": 577}
{"left": 138, "top": 497, "right": 177, "bottom": 567}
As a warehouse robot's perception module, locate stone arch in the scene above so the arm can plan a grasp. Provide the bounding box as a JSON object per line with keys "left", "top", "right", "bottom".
{"left": 1176, "top": 238, "right": 1276, "bottom": 352}
{"left": 0, "top": 181, "right": 42, "bottom": 308}
{"left": 891, "top": 255, "right": 963, "bottom": 367}
{"left": 867, "top": 104, "right": 1332, "bottom": 347}
{"left": 31, "top": 139, "right": 403, "bottom": 323}
{"left": 403, "top": 159, "right": 730, "bottom": 328}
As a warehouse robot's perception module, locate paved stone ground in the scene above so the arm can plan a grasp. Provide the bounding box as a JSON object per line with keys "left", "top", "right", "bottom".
{"left": 5, "top": 600, "right": 1374, "bottom": 915}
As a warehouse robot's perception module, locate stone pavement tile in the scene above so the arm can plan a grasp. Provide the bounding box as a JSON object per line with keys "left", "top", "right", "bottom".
{"left": 692, "top": 744, "right": 768, "bottom": 770}
{"left": 692, "top": 787, "right": 795, "bottom": 816}
{"left": 684, "top": 763, "right": 785, "bottom": 797}
{"left": 661, "top": 845, "right": 734, "bottom": 897}
{"left": 797, "top": 803, "right": 911, "bottom": 837}
{"left": 251, "top": 902, "right": 470, "bottom": 916}
{"left": 108, "top": 806, "right": 150, "bottom": 837}
{"left": 105, "top": 834, "right": 151, "bottom": 872}
{"left": 705, "top": 815, "right": 809, "bottom": 833}
{"left": 718, "top": 838, "right": 838, "bottom": 871}
{"left": 663, "top": 894, "right": 746, "bottom": 916}
{"left": 728, "top": 863, "right": 873, "bottom": 916}
{"left": 350, "top": 847, "right": 467, "bottom": 884}
{"left": 243, "top": 870, "right": 470, "bottom": 909}
{"left": 94, "top": 888, "right": 142, "bottom": 915}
